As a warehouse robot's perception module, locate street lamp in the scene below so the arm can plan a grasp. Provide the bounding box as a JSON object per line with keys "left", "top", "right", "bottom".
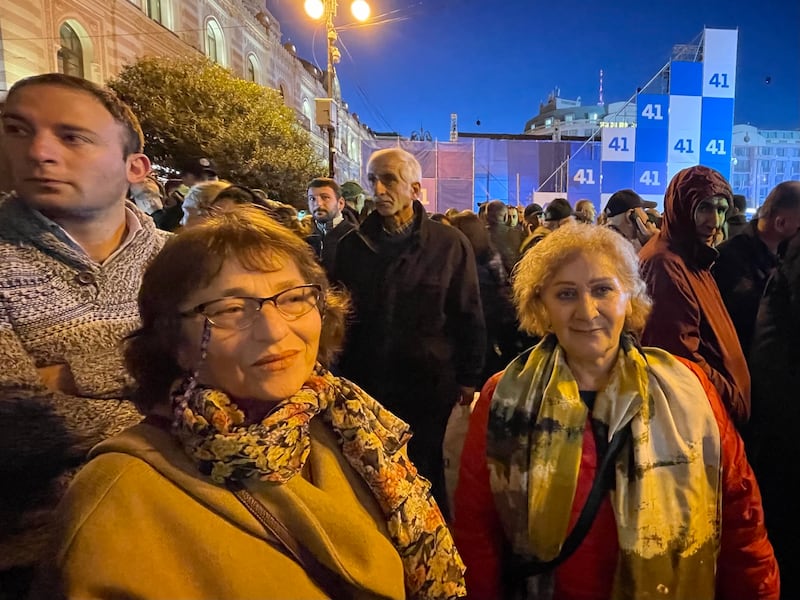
{"left": 305, "top": 0, "right": 370, "bottom": 178}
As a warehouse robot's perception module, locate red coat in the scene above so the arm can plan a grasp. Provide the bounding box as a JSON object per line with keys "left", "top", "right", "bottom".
{"left": 453, "top": 359, "right": 779, "bottom": 600}
{"left": 639, "top": 165, "right": 750, "bottom": 426}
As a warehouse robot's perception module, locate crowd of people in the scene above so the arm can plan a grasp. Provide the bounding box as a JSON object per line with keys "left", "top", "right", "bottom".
{"left": 0, "top": 72, "right": 797, "bottom": 599}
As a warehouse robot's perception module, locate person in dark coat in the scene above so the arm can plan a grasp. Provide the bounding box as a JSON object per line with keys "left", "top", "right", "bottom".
{"left": 332, "top": 148, "right": 486, "bottom": 517}
{"left": 306, "top": 177, "right": 357, "bottom": 277}
{"left": 724, "top": 194, "right": 749, "bottom": 240}
{"left": 639, "top": 165, "right": 750, "bottom": 428}
{"left": 750, "top": 228, "right": 800, "bottom": 598}
{"left": 713, "top": 181, "right": 800, "bottom": 356}
{"left": 485, "top": 200, "right": 523, "bottom": 275}
{"left": 450, "top": 212, "right": 527, "bottom": 387}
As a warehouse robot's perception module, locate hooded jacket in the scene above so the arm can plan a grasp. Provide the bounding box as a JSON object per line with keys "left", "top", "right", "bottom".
{"left": 639, "top": 166, "right": 751, "bottom": 426}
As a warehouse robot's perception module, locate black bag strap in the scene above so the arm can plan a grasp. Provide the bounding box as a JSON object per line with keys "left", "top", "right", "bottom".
{"left": 226, "top": 481, "right": 352, "bottom": 599}
{"left": 143, "top": 415, "right": 352, "bottom": 598}
{"left": 508, "top": 421, "right": 632, "bottom": 581}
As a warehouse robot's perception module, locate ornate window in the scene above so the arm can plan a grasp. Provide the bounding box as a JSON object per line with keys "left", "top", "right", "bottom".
{"left": 57, "top": 23, "right": 83, "bottom": 78}
{"left": 246, "top": 54, "right": 258, "bottom": 82}
{"left": 205, "top": 19, "right": 226, "bottom": 66}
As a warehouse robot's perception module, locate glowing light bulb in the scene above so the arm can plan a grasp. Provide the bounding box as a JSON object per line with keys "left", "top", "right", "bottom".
{"left": 304, "top": 0, "right": 325, "bottom": 20}
{"left": 351, "top": 0, "right": 370, "bottom": 22}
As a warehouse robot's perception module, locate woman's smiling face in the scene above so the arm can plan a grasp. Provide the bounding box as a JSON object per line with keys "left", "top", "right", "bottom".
{"left": 541, "top": 252, "right": 631, "bottom": 367}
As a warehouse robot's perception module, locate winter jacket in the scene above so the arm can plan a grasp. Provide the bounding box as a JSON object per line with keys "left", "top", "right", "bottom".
{"left": 31, "top": 418, "right": 405, "bottom": 600}
{"left": 725, "top": 212, "right": 749, "bottom": 240}
{"left": 487, "top": 223, "right": 523, "bottom": 275}
{"left": 639, "top": 166, "right": 750, "bottom": 425}
{"left": 332, "top": 200, "right": 486, "bottom": 418}
{"left": 454, "top": 358, "right": 779, "bottom": 600}
{"left": 749, "top": 232, "right": 800, "bottom": 598}
{"left": 0, "top": 197, "right": 169, "bottom": 572}
{"left": 306, "top": 218, "right": 357, "bottom": 276}
{"left": 712, "top": 220, "right": 778, "bottom": 356}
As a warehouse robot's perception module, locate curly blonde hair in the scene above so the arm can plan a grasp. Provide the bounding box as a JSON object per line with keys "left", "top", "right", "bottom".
{"left": 512, "top": 222, "right": 652, "bottom": 337}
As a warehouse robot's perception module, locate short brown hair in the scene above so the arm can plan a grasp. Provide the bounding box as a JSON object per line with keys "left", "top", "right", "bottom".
{"left": 125, "top": 206, "right": 349, "bottom": 412}
{"left": 513, "top": 221, "right": 652, "bottom": 337}
{"left": 307, "top": 177, "right": 341, "bottom": 198}
{"left": 5, "top": 73, "right": 144, "bottom": 156}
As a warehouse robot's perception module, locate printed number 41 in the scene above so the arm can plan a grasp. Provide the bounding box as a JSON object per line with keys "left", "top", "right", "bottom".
{"left": 705, "top": 140, "right": 727, "bottom": 155}
{"left": 608, "top": 137, "right": 629, "bottom": 152}
{"left": 573, "top": 168, "right": 596, "bottom": 185}
{"left": 674, "top": 139, "right": 694, "bottom": 154}
{"left": 709, "top": 73, "right": 730, "bottom": 88}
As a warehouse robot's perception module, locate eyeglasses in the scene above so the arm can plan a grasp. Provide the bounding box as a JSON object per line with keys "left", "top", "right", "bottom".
{"left": 181, "top": 284, "right": 323, "bottom": 330}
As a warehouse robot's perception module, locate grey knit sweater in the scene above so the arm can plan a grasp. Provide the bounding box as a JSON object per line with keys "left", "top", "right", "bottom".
{"left": 0, "top": 196, "right": 169, "bottom": 570}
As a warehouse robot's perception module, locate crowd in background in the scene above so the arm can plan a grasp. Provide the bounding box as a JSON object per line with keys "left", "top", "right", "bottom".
{"left": 2, "top": 72, "right": 799, "bottom": 600}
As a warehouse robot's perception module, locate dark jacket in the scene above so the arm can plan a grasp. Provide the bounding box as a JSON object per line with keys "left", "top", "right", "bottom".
{"left": 749, "top": 231, "right": 800, "bottom": 597}
{"left": 639, "top": 166, "right": 751, "bottom": 426}
{"left": 306, "top": 218, "right": 357, "bottom": 276}
{"left": 725, "top": 213, "right": 749, "bottom": 240}
{"left": 475, "top": 252, "right": 522, "bottom": 386}
{"left": 712, "top": 220, "right": 778, "bottom": 356}
{"left": 332, "top": 201, "right": 486, "bottom": 418}
{"left": 487, "top": 223, "right": 522, "bottom": 275}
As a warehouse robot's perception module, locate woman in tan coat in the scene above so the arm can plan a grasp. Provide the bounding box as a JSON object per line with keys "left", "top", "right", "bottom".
{"left": 33, "top": 206, "right": 465, "bottom": 599}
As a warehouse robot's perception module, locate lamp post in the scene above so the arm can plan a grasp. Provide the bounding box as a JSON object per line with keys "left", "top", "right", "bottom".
{"left": 304, "top": 0, "right": 370, "bottom": 178}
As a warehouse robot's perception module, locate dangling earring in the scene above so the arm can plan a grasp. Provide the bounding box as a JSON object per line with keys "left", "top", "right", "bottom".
{"left": 175, "top": 319, "right": 212, "bottom": 412}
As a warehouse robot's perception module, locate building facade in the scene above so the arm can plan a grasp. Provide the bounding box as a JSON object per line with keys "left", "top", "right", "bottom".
{"left": 731, "top": 124, "right": 800, "bottom": 210}
{"left": 0, "top": 0, "right": 372, "bottom": 182}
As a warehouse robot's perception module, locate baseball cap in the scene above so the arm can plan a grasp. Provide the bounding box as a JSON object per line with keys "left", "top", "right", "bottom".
{"left": 340, "top": 181, "right": 365, "bottom": 200}
{"left": 524, "top": 203, "right": 544, "bottom": 219}
{"left": 543, "top": 198, "right": 572, "bottom": 222}
{"left": 180, "top": 157, "right": 217, "bottom": 179}
{"left": 603, "top": 189, "right": 656, "bottom": 217}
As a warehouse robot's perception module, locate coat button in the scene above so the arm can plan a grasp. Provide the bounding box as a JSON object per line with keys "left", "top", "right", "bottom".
{"left": 76, "top": 271, "right": 96, "bottom": 285}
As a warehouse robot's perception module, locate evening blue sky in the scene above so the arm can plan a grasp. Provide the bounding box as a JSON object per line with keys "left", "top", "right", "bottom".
{"left": 268, "top": 0, "right": 799, "bottom": 141}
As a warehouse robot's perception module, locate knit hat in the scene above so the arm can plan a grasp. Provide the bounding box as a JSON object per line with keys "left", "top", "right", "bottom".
{"left": 604, "top": 189, "right": 656, "bottom": 217}
{"left": 340, "top": 181, "right": 365, "bottom": 200}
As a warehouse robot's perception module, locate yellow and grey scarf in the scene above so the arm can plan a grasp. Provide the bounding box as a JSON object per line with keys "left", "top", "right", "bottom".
{"left": 487, "top": 334, "right": 722, "bottom": 599}
{"left": 171, "top": 364, "right": 466, "bottom": 600}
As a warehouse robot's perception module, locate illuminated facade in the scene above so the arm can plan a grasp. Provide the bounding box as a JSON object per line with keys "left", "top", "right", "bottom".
{"left": 731, "top": 124, "right": 800, "bottom": 209}
{"left": 0, "top": 0, "right": 372, "bottom": 181}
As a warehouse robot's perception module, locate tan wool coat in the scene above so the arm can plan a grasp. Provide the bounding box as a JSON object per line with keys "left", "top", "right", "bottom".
{"left": 32, "top": 418, "right": 407, "bottom": 600}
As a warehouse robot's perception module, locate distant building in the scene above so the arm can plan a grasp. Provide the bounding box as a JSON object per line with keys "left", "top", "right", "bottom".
{"left": 520, "top": 97, "right": 800, "bottom": 211}
{"left": 731, "top": 124, "right": 800, "bottom": 210}
{"left": 0, "top": 0, "right": 373, "bottom": 182}
{"left": 523, "top": 92, "right": 637, "bottom": 140}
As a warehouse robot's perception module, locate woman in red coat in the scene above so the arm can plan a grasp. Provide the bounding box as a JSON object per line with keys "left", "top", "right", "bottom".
{"left": 453, "top": 222, "right": 779, "bottom": 600}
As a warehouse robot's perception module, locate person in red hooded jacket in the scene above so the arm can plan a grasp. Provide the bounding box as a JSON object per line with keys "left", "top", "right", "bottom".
{"left": 639, "top": 165, "right": 750, "bottom": 427}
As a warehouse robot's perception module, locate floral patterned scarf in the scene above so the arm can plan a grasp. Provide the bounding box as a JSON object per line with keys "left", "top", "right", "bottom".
{"left": 487, "top": 334, "right": 722, "bottom": 599}
{"left": 171, "top": 363, "right": 466, "bottom": 600}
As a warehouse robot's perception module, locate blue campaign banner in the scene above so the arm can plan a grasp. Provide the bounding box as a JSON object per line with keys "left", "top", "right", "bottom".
{"left": 634, "top": 162, "right": 668, "bottom": 195}
{"left": 701, "top": 97, "right": 734, "bottom": 132}
{"left": 702, "top": 29, "right": 738, "bottom": 99}
{"left": 636, "top": 127, "right": 668, "bottom": 163}
{"left": 670, "top": 62, "right": 703, "bottom": 96}
{"left": 601, "top": 161, "right": 635, "bottom": 195}
{"left": 700, "top": 98, "right": 734, "bottom": 172}
{"left": 637, "top": 94, "right": 669, "bottom": 129}
{"left": 601, "top": 127, "right": 636, "bottom": 163}
{"left": 568, "top": 160, "right": 602, "bottom": 196}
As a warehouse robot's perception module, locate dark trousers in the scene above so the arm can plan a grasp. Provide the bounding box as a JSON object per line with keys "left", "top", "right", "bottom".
{"left": 404, "top": 406, "right": 453, "bottom": 521}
